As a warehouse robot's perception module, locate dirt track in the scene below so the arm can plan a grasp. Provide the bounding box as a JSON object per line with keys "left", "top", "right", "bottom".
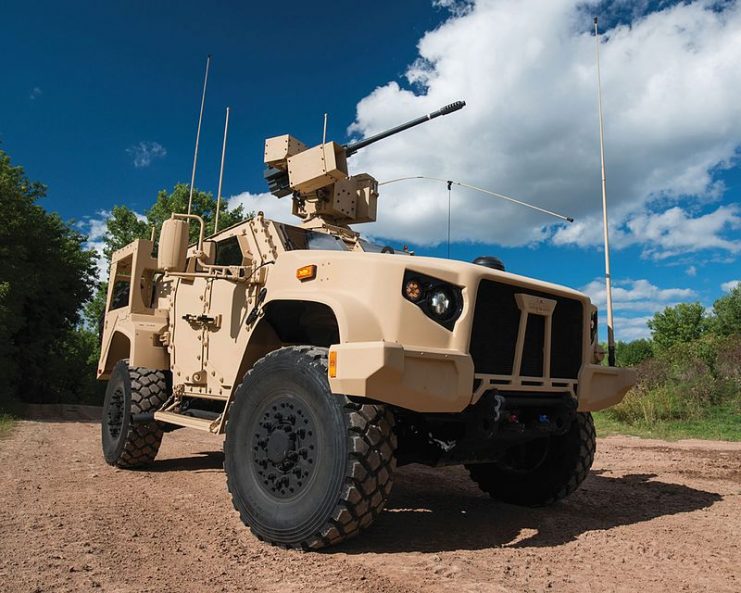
{"left": 1, "top": 420, "right": 739, "bottom": 593}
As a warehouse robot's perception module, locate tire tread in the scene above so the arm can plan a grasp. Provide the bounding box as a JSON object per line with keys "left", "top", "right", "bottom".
{"left": 466, "top": 412, "right": 596, "bottom": 507}
{"left": 115, "top": 366, "right": 167, "bottom": 468}
{"left": 224, "top": 345, "right": 396, "bottom": 550}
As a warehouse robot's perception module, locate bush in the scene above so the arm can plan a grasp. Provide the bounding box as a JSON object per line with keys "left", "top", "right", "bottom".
{"left": 615, "top": 338, "right": 653, "bottom": 367}
{"left": 0, "top": 150, "right": 98, "bottom": 404}
{"left": 647, "top": 302, "right": 708, "bottom": 351}
{"left": 604, "top": 334, "right": 741, "bottom": 428}
{"left": 712, "top": 285, "right": 741, "bottom": 337}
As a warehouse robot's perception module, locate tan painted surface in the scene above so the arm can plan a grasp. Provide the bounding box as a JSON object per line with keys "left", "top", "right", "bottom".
{"left": 98, "top": 122, "right": 636, "bottom": 428}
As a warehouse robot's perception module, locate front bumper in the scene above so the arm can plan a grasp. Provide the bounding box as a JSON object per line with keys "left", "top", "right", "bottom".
{"left": 576, "top": 364, "right": 636, "bottom": 412}
{"left": 328, "top": 342, "right": 475, "bottom": 413}
{"left": 328, "top": 342, "right": 635, "bottom": 414}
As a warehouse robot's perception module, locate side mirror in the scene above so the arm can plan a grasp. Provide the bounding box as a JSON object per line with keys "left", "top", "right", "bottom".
{"left": 157, "top": 218, "right": 189, "bottom": 272}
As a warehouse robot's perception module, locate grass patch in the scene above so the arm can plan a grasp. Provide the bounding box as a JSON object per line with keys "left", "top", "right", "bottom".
{"left": 593, "top": 335, "right": 741, "bottom": 442}
{"left": 594, "top": 404, "right": 741, "bottom": 442}
{"left": 0, "top": 398, "right": 24, "bottom": 439}
{"left": 0, "top": 414, "right": 16, "bottom": 438}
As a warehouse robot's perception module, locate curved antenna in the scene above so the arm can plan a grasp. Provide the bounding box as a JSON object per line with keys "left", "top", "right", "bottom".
{"left": 378, "top": 176, "right": 574, "bottom": 223}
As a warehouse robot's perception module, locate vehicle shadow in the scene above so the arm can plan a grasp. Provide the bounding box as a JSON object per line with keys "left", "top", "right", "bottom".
{"left": 146, "top": 451, "right": 224, "bottom": 473}
{"left": 334, "top": 465, "right": 723, "bottom": 554}
{"left": 141, "top": 454, "right": 723, "bottom": 553}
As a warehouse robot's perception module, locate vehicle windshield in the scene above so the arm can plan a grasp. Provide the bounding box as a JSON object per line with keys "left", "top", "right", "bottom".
{"left": 358, "top": 238, "right": 411, "bottom": 255}
{"left": 279, "top": 225, "right": 349, "bottom": 251}
{"left": 358, "top": 239, "right": 385, "bottom": 253}
{"left": 278, "top": 223, "right": 411, "bottom": 255}
{"left": 306, "top": 232, "right": 348, "bottom": 251}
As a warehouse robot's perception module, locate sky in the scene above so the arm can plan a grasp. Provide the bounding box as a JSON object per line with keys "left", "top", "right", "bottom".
{"left": 2, "top": 0, "right": 739, "bottom": 341}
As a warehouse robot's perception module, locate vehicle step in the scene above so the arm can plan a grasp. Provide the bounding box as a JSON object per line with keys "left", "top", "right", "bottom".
{"left": 154, "top": 411, "right": 219, "bottom": 432}
{"left": 182, "top": 392, "right": 229, "bottom": 401}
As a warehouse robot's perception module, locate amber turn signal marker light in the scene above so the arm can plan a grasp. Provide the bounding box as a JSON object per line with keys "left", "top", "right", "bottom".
{"left": 329, "top": 351, "right": 337, "bottom": 378}
{"left": 296, "top": 264, "right": 317, "bottom": 281}
{"left": 404, "top": 279, "right": 422, "bottom": 301}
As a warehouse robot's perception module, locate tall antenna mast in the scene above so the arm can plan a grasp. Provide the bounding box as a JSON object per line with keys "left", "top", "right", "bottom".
{"left": 188, "top": 54, "right": 211, "bottom": 215}
{"left": 594, "top": 17, "right": 616, "bottom": 367}
{"left": 214, "top": 106, "right": 230, "bottom": 234}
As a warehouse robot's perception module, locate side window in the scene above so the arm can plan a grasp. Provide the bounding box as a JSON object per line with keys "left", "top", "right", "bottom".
{"left": 109, "top": 280, "right": 130, "bottom": 310}
{"left": 108, "top": 255, "right": 132, "bottom": 311}
{"left": 214, "top": 236, "right": 243, "bottom": 266}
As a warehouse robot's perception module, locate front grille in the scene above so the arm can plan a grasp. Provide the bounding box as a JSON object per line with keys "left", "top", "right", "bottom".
{"left": 469, "top": 280, "right": 584, "bottom": 380}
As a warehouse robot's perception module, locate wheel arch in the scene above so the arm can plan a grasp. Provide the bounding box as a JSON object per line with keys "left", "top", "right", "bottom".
{"left": 226, "top": 296, "right": 383, "bottom": 427}
{"left": 261, "top": 293, "right": 383, "bottom": 344}
{"left": 263, "top": 299, "right": 341, "bottom": 347}
{"left": 231, "top": 300, "right": 342, "bottom": 388}
{"left": 99, "top": 330, "right": 132, "bottom": 379}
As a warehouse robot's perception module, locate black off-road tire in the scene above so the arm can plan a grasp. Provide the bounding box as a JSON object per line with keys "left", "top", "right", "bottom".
{"left": 466, "top": 412, "right": 596, "bottom": 507}
{"left": 101, "top": 360, "right": 168, "bottom": 468}
{"left": 224, "top": 346, "right": 397, "bottom": 549}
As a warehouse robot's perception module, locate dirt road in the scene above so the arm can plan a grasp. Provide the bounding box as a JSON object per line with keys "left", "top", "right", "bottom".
{"left": 1, "top": 419, "right": 739, "bottom": 593}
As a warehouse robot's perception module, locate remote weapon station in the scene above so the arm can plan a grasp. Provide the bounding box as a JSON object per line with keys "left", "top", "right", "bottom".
{"left": 98, "top": 100, "right": 635, "bottom": 549}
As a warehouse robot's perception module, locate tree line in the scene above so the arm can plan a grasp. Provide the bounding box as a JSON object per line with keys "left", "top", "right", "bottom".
{"left": 606, "top": 284, "right": 740, "bottom": 435}
{"left": 614, "top": 293, "right": 741, "bottom": 367}
{"left": 0, "top": 148, "right": 245, "bottom": 405}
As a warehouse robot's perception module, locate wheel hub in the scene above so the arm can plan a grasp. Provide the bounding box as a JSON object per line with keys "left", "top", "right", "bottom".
{"left": 266, "top": 430, "right": 292, "bottom": 464}
{"left": 252, "top": 399, "right": 317, "bottom": 498}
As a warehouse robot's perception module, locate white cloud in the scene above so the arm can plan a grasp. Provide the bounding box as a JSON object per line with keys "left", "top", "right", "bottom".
{"left": 85, "top": 210, "right": 111, "bottom": 243}
{"left": 626, "top": 205, "right": 740, "bottom": 259}
{"left": 552, "top": 204, "right": 741, "bottom": 258}
{"left": 344, "top": 0, "right": 741, "bottom": 257}
{"left": 126, "top": 141, "right": 167, "bottom": 168}
{"left": 686, "top": 265, "right": 697, "bottom": 277}
{"left": 721, "top": 279, "right": 740, "bottom": 292}
{"left": 582, "top": 278, "right": 696, "bottom": 313}
{"left": 613, "top": 315, "right": 654, "bottom": 341}
{"left": 228, "top": 191, "right": 292, "bottom": 222}
{"left": 78, "top": 209, "right": 146, "bottom": 281}
{"left": 582, "top": 277, "right": 697, "bottom": 341}
{"left": 433, "top": 0, "right": 474, "bottom": 16}
{"left": 29, "top": 87, "right": 42, "bottom": 100}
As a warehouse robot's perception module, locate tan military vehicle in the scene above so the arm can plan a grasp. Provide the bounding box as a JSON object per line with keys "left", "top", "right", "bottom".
{"left": 98, "top": 101, "right": 635, "bottom": 549}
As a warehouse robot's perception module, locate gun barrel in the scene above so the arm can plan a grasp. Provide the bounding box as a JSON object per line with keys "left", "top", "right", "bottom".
{"left": 344, "top": 100, "right": 465, "bottom": 157}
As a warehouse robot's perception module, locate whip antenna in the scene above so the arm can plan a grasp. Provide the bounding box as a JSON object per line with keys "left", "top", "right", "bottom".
{"left": 379, "top": 176, "right": 574, "bottom": 223}
{"left": 595, "top": 17, "right": 616, "bottom": 367}
{"left": 214, "top": 106, "right": 230, "bottom": 234}
{"left": 188, "top": 55, "right": 211, "bottom": 215}
{"left": 447, "top": 180, "right": 452, "bottom": 258}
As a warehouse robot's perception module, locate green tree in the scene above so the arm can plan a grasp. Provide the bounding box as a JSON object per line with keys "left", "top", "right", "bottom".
{"left": 648, "top": 302, "right": 708, "bottom": 351}
{"left": 615, "top": 339, "right": 654, "bottom": 367}
{"left": 83, "top": 184, "right": 247, "bottom": 329}
{"left": 712, "top": 285, "right": 741, "bottom": 337}
{"left": 0, "top": 149, "right": 98, "bottom": 403}
{"left": 83, "top": 205, "right": 150, "bottom": 329}
{"left": 103, "top": 205, "right": 149, "bottom": 262}
{"left": 147, "top": 183, "right": 245, "bottom": 244}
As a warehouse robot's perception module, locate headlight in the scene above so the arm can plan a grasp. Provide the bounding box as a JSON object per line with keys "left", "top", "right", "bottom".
{"left": 402, "top": 271, "right": 463, "bottom": 329}
{"left": 429, "top": 289, "right": 452, "bottom": 317}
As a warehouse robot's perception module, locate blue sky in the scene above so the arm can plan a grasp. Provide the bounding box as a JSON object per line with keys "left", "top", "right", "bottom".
{"left": 2, "top": 0, "right": 740, "bottom": 341}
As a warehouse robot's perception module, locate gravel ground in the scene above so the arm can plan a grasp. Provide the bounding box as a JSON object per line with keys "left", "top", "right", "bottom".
{"left": 1, "top": 419, "right": 739, "bottom": 593}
